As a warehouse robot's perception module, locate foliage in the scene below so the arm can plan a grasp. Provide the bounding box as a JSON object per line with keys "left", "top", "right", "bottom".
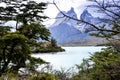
{"left": 51, "top": 37, "right": 58, "bottom": 47}
{"left": 73, "top": 46, "right": 120, "bottom": 80}
{"left": 0, "top": 72, "right": 18, "bottom": 80}
{"left": 19, "top": 23, "right": 50, "bottom": 40}
{"left": 30, "top": 73, "right": 57, "bottom": 80}
{"left": 54, "top": 68, "right": 74, "bottom": 80}
{"left": 32, "top": 46, "right": 65, "bottom": 53}
{"left": 69, "top": 0, "right": 120, "bottom": 79}
{"left": 0, "top": 26, "right": 11, "bottom": 37}
{"left": 0, "top": 0, "right": 48, "bottom": 25}
{"left": 0, "top": 0, "right": 50, "bottom": 77}
{"left": 0, "top": 31, "right": 48, "bottom": 75}
{"left": 90, "top": 21, "right": 120, "bottom": 39}
{"left": 32, "top": 39, "right": 65, "bottom": 53}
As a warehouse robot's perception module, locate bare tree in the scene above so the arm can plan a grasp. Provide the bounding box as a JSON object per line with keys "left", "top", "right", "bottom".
{"left": 51, "top": 0, "right": 120, "bottom": 39}
{"left": 91, "top": 0, "right": 120, "bottom": 20}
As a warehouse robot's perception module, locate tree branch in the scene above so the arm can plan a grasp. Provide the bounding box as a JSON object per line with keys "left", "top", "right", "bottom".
{"left": 53, "top": 0, "right": 120, "bottom": 34}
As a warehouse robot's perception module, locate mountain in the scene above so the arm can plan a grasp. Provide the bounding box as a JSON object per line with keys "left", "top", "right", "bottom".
{"left": 80, "top": 9, "right": 93, "bottom": 22}
{"left": 78, "top": 9, "right": 101, "bottom": 33}
{"left": 49, "top": 7, "right": 82, "bottom": 43}
{"left": 52, "top": 7, "right": 78, "bottom": 27}
{"left": 49, "top": 23, "right": 82, "bottom": 43}
{"left": 48, "top": 8, "right": 107, "bottom": 46}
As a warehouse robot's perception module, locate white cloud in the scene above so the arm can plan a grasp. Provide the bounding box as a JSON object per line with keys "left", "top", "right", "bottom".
{"left": 44, "top": 0, "right": 88, "bottom": 17}
{"left": 42, "top": 0, "right": 91, "bottom": 26}
{"left": 33, "top": 0, "right": 96, "bottom": 27}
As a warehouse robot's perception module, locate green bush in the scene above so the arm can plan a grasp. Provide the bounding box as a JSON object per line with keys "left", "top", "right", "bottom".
{"left": 30, "top": 73, "right": 57, "bottom": 80}
{"left": 72, "top": 46, "right": 120, "bottom": 80}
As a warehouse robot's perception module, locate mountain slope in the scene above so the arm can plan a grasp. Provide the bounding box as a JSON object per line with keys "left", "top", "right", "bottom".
{"left": 49, "top": 23, "right": 82, "bottom": 43}
{"left": 48, "top": 8, "right": 107, "bottom": 46}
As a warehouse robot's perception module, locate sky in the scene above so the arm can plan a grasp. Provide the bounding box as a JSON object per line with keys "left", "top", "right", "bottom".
{"left": 44, "top": 0, "right": 87, "bottom": 18}
{"left": 3, "top": 0, "right": 94, "bottom": 28}
{"left": 40, "top": 0, "right": 94, "bottom": 26}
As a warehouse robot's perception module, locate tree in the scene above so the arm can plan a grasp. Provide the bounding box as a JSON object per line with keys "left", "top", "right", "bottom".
{"left": 52, "top": 0, "right": 120, "bottom": 79}
{"left": 0, "top": 0, "right": 48, "bottom": 28}
{"left": 52, "top": 0, "right": 120, "bottom": 39}
{"left": 0, "top": 0, "right": 50, "bottom": 76}
{"left": 73, "top": 46, "right": 120, "bottom": 80}
{"left": 87, "top": 0, "right": 120, "bottom": 38}
{"left": 53, "top": 0, "right": 120, "bottom": 51}
{"left": 88, "top": 0, "right": 120, "bottom": 22}
{"left": 51, "top": 37, "right": 57, "bottom": 47}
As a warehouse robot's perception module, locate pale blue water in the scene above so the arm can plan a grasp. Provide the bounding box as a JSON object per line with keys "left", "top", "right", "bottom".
{"left": 32, "top": 46, "right": 105, "bottom": 70}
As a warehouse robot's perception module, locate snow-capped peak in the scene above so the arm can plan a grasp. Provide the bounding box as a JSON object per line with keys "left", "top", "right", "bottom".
{"left": 80, "top": 9, "right": 93, "bottom": 21}
{"left": 67, "top": 7, "right": 77, "bottom": 18}
{"left": 67, "top": 7, "right": 74, "bottom": 14}
{"left": 52, "top": 7, "right": 78, "bottom": 26}
{"left": 48, "top": 8, "right": 107, "bottom": 45}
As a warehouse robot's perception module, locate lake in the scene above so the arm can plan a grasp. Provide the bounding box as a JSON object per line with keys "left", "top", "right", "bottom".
{"left": 32, "top": 46, "right": 105, "bottom": 70}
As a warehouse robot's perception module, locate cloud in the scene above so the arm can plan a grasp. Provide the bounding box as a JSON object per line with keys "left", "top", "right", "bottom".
{"left": 42, "top": 0, "right": 89, "bottom": 26}
{"left": 43, "top": 0, "right": 88, "bottom": 17}
{"left": 38, "top": 0, "right": 96, "bottom": 27}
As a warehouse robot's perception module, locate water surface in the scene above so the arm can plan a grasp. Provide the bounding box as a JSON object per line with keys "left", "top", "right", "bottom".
{"left": 32, "top": 46, "right": 105, "bottom": 70}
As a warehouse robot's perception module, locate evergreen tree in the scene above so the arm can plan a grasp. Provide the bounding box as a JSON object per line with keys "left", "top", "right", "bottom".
{"left": 51, "top": 37, "right": 57, "bottom": 47}
{"left": 0, "top": 0, "right": 50, "bottom": 76}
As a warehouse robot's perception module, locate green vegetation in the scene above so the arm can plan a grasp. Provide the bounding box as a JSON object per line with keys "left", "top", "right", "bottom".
{"left": 0, "top": 64, "right": 75, "bottom": 80}
{"left": 70, "top": 0, "right": 120, "bottom": 79}
{"left": 71, "top": 45, "right": 120, "bottom": 80}
{"left": 0, "top": 72, "right": 57, "bottom": 80}
{"left": 32, "top": 45, "right": 65, "bottom": 53}
{"left": 30, "top": 73, "right": 57, "bottom": 80}
{"left": 0, "top": 0, "right": 120, "bottom": 80}
{"left": 32, "top": 38, "right": 65, "bottom": 53}
{"left": 0, "top": 0, "right": 50, "bottom": 77}
{"left": 0, "top": 43, "right": 120, "bottom": 80}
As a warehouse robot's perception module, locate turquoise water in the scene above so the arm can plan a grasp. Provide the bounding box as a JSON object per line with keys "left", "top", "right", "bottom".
{"left": 32, "top": 46, "right": 105, "bottom": 70}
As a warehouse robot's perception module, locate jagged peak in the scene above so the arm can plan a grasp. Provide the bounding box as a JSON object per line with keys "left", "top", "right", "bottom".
{"left": 80, "top": 8, "right": 93, "bottom": 20}
{"left": 82, "top": 9, "right": 92, "bottom": 16}
{"left": 67, "top": 7, "right": 74, "bottom": 12}
{"left": 53, "top": 7, "right": 78, "bottom": 26}
{"left": 66, "top": 7, "right": 78, "bottom": 20}
{"left": 67, "top": 7, "right": 76, "bottom": 15}
{"left": 83, "top": 8, "right": 89, "bottom": 13}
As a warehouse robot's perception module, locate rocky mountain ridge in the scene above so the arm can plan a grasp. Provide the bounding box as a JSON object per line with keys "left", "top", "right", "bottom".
{"left": 48, "top": 7, "right": 108, "bottom": 46}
